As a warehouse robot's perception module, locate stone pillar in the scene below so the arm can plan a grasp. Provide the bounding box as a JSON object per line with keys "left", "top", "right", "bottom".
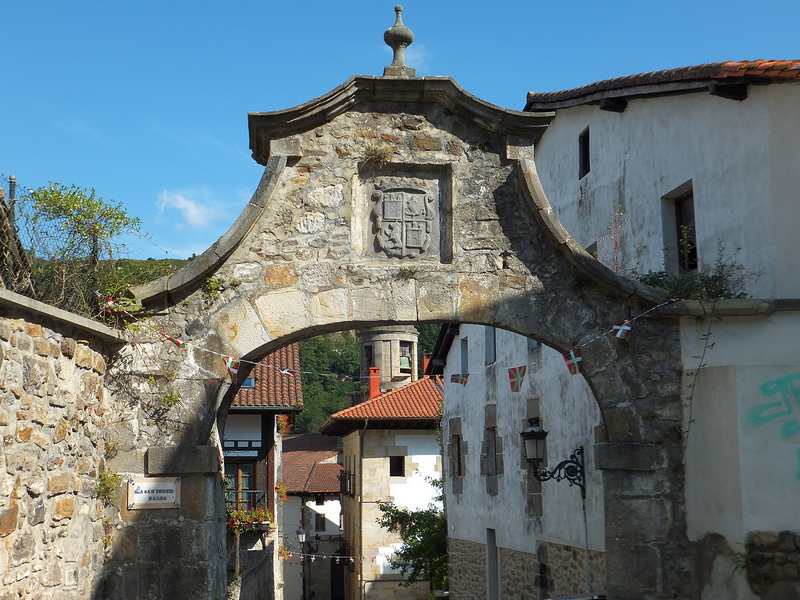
{"left": 596, "top": 442, "right": 693, "bottom": 600}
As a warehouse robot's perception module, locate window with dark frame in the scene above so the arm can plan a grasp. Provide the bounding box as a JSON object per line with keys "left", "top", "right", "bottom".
{"left": 485, "top": 327, "right": 496, "bottom": 365}
{"left": 579, "top": 127, "right": 590, "bottom": 179}
{"left": 315, "top": 511, "right": 327, "bottom": 532}
{"left": 225, "top": 462, "right": 256, "bottom": 510}
{"left": 389, "top": 455, "right": 405, "bottom": 477}
{"left": 674, "top": 190, "right": 698, "bottom": 272}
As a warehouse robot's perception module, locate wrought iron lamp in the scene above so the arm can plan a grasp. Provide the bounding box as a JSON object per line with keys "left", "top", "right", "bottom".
{"left": 520, "top": 417, "right": 585, "bottom": 499}
{"left": 296, "top": 526, "right": 307, "bottom": 544}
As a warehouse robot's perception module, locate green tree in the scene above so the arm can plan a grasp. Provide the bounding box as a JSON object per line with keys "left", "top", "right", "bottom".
{"left": 24, "top": 183, "right": 144, "bottom": 316}
{"left": 376, "top": 479, "right": 447, "bottom": 590}
{"left": 296, "top": 332, "right": 363, "bottom": 433}
{"left": 416, "top": 323, "right": 440, "bottom": 371}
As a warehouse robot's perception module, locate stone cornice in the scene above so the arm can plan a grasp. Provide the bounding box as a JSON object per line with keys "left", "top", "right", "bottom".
{"left": 0, "top": 287, "right": 126, "bottom": 346}
{"left": 657, "top": 298, "right": 800, "bottom": 317}
{"left": 248, "top": 76, "right": 555, "bottom": 166}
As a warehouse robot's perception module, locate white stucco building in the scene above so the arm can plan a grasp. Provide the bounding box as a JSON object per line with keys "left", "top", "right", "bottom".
{"left": 437, "top": 60, "right": 800, "bottom": 600}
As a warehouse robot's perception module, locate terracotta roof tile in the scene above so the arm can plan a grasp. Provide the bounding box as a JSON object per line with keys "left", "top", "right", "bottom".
{"left": 306, "top": 462, "right": 342, "bottom": 494}
{"left": 232, "top": 343, "right": 303, "bottom": 409}
{"left": 281, "top": 434, "right": 340, "bottom": 494}
{"left": 330, "top": 376, "right": 442, "bottom": 421}
{"left": 526, "top": 60, "right": 800, "bottom": 107}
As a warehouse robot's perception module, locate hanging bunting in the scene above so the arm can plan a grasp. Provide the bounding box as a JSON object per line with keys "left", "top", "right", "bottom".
{"left": 390, "top": 375, "right": 409, "bottom": 382}
{"left": 507, "top": 366, "right": 527, "bottom": 392}
{"left": 165, "top": 335, "right": 186, "bottom": 349}
{"left": 563, "top": 349, "right": 583, "bottom": 375}
{"left": 223, "top": 356, "right": 240, "bottom": 381}
{"left": 612, "top": 320, "right": 632, "bottom": 339}
{"left": 336, "top": 375, "right": 353, "bottom": 382}
{"left": 104, "top": 297, "right": 119, "bottom": 312}
{"left": 279, "top": 368, "right": 300, "bottom": 376}
{"left": 450, "top": 373, "right": 469, "bottom": 386}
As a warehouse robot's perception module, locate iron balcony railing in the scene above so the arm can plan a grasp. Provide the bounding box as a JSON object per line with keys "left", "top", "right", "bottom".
{"left": 224, "top": 488, "right": 270, "bottom": 511}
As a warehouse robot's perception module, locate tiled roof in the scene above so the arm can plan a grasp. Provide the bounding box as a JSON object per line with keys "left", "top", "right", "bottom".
{"left": 232, "top": 343, "right": 303, "bottom": 409}
{"left": 307, "top": 462, "right": 342, "bottom": 494}
{"left": 525, "top": 60, "right": 800, "bottom": 107}
{"left": 281, "top": 434, "right": 340, "bottom": 494}
{"left": 319, "top": 377, "right": 443, "bottom": 436}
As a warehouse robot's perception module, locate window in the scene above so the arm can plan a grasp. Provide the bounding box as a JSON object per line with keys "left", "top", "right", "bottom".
{"left": 389, "top": 455, "right": 405, "bottom": 477}
{"left": 484, "top": 327, "right": 496, "bottom": 365}
{"left": 460, "top": 337, "right": 469, "bottom": 375}
{"left": 675, "top": 190, "right": 698, "bottom": 272}
{"left": 578, "top": 127, "right": 590, "bottom": 179}
{"left": 225, "top": 462, "right": 256, "bottom": 510}
{"left": 315, "top": 511, "right": 327, "bottom": 532}
{"left": 662, "top": 182, "right": 697, "bottom": 273}
{"left": 241, "top": 376, "right": 255, "bottom": 389}
{"left": 399, "top": 341, "right": 413, "bottom": 374}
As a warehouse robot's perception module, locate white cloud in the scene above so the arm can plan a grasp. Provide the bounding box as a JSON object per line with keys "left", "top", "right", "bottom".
{"left": 404, "top": 44, "right": 431, "bottom": 72}
{"left": 382, "top": 43, "right": 431, "bottom": 73}
{"left": 157, "top": 189, "right": 222, "bottom": 229}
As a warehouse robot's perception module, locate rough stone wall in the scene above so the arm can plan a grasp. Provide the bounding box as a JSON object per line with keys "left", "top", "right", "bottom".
{"left": 0, "top": 315, "right": 116, "bottom": 599}
{"left": 499, "top": 547, "right": 541, "bottom": 600}
{"left": 540, "top": 541, "right": 605, "bottom": 598}
{"left": 448, "top": 537, "right": 486, "bottom": 600}
{"left": 744, "top": 530, "right": 800, "bottom": 598}
{"left": 449, "top": 538, "right": 605, "bottom": 600}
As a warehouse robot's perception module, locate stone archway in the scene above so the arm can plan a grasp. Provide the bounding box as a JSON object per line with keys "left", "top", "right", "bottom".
{"left": 118, "top": 75, "right": 688, "bottom": 600}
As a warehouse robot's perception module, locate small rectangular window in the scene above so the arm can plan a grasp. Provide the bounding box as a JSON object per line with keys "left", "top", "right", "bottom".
{"left": 460, "top": 337, "right": 469, "bottom": 375}
{"left": 662, "top": 182, "right": 697, "bottom": 273}
{"left": 485, "top": 327, "right": 496, "bottom": 365}
{"left": 315, "top": 511, "right": 327, "bottom": 532}
{"left": 241, "top": 377, "right": 255, "bottom": 389}
{"left": 389, "top": 455, "right": 405, "bottom": 477}
{"left": 675, "top": 190, "right": 697, "bottom": 272}
{"left": 579, "top": 127, "right": 590, "bottom": 179}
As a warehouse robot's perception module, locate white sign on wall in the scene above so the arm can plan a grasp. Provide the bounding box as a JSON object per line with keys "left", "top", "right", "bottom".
{"left": 127, "top": 477, "right": 181, "bottom": 510}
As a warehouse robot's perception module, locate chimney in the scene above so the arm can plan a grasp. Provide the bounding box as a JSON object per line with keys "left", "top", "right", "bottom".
{"left": 422, "top": 353, "right": 431, "bottom": 377}
{"left": 369, "top": 367, "right": 381, "bottom": 400}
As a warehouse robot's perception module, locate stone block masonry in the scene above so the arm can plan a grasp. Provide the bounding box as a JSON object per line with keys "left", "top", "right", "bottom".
{"left": 0, "top": 305, "right": 123, "bottom": 599}
{"left": 448, "top": 537, "right": 605, "bottom": 600}
{"left": 744, "top": 530, "right": 800, "bottom": 598}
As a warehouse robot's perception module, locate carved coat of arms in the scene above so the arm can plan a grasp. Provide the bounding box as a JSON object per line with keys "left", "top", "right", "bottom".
{"left": 371, "top": 179, "right": 435, "bottom": 258}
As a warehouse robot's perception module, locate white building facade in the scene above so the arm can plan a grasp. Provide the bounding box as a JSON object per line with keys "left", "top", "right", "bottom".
{"left": 441, "top": 61, "right": 800, "bottom": 600}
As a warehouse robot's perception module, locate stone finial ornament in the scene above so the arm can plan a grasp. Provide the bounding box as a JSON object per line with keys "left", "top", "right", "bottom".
{"left": 383, "top": 5, "right": 416, "bottom": 77}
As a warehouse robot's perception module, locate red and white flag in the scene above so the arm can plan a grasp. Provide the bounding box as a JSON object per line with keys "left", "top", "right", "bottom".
{"left": 223, "top": 356, "right": 240, "bottom": 381}
{"left": 507, "top": 366, "right": 527, "bottom": 392}
{"left": 612, "top": 320, "right": 632, "bottom": 339}
{"left": 563, "top": 349, "right": 583, "bottom": 375}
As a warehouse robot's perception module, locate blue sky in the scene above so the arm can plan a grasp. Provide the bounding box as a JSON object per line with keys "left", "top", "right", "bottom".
{"left": 2, "top": 1, "right": 797, "bottom": 260}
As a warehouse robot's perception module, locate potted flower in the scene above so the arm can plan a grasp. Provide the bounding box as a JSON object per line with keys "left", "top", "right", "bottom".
{"left": 226, "top": 507, "right": 273, "bottom": 534}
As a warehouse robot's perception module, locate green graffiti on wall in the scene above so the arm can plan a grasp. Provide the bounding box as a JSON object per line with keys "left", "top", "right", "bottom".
{"left": 746, "top": 374, "right": 800, "bottom": 480}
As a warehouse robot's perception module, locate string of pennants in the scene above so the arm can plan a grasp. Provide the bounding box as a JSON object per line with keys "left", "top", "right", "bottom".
{"left": 280, "top": 551, "right": 399, "bottom": 564}
{"left": 448, "top": 298, "right": 678, "bottom": 391}
{"left": 103, "top": 295, "right": 410, "bottom": 384}
{"left": 103, "top": 294, "right": 677, "bottom": 388}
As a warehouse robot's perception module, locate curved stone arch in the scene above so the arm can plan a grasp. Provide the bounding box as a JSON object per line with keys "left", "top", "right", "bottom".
{"left": 130, "top": 76, "right": 689, "bottom": 599}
